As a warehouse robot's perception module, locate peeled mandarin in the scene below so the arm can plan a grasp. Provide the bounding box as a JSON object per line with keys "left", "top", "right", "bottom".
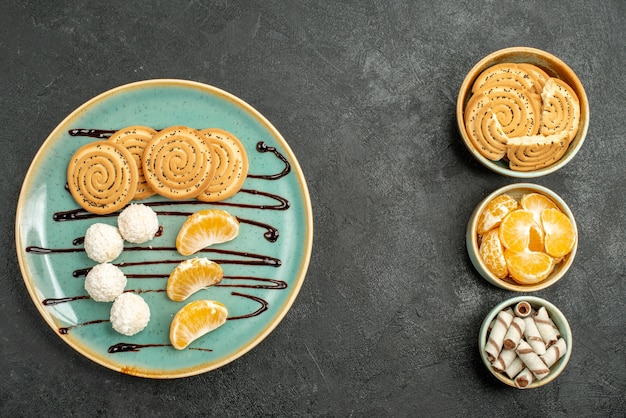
{"left": 542, "top": 208, "right": 576, "bottom": 258}
{"left": 520, "top": 192, "right": 559, "bottom": 225}
{"left": 166, "top": 258, "right": 224, "bottom": 302}
{"left": 479, "top": 228, "right": 508, "bottom": 279}
{"left": 176, "top": 209, "right": 240, "bottom": 256}
{"left": 477, "top": 194, "right": 519, "bottom": 234}
{"left": 170, "top": 300, "right": 228, "bottom": 350}
{"left": 504, "top": 249, "right": 555, "bottom": 284}
{"left": 528, "top": 223, "right": 545, "bottom": 252}
{"left": 499, "top": 209, "right": 537, "bottom": 252}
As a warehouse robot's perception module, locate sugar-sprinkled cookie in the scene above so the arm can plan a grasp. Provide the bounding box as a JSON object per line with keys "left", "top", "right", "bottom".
{"left": 142, "top": 126, "right": 215, "bottom": 200}
{"left": 67, "top": 140, "right": 138, "bottom": 214}
{"left": 108, "top": 125, "right": 157, "bottom": 200}
{"left": 197, "top": 128, "right": 249, "bottom": 202}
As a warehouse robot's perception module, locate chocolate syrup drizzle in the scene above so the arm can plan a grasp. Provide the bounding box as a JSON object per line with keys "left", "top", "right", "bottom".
{"left": 29, "top": 128, "right": 296, "bottom": 352}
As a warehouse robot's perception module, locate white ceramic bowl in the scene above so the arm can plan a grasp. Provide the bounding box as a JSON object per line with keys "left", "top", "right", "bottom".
{"left": 479, "top": 296, "right": 572, "bottom": 388}
{"left": 457, "top": 47, "right": 589, "bottom": 177}
{"left": 466, "top": 183, "right": 578, "bottom": 292}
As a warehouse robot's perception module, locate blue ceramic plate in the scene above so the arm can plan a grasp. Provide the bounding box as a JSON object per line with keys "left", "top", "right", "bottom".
{"left": 15, "top": 79, "right": 313, "bottom": 378}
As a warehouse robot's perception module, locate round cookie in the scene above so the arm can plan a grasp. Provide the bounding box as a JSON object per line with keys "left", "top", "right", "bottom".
{"left": 142, "top": 126, "right": 215, "bottom": 200}
{"left": 108, "top": 125, "right": 157, "bottom": 200}
{"left": 197, "top": 128, "right": 249, "bottom": 202}
{"left": 67, "top": 140, "right": 138, "bottom": 214}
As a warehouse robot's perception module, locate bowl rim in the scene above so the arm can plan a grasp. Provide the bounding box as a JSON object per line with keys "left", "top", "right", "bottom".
{"left": 456, "top": 46, "right": 590, "bottom": 178}
{"left": 466, "top": 182, "right": 578, "bottom": 292}
{"left": 478, "top": 295, "right": 573, "bottom": 389}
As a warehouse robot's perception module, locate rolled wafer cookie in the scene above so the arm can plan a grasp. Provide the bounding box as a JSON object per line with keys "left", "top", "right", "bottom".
{"left": 492, "top": 349, "right": 517, "bottom": 373}
{"left": 540, "top": 77, "right": 580, "bottom": 143}
{"left": 514, "top": 301, "right": 532, "bottom": 318}
{"left": 108, "top": 125, "right": 157, "bottom": 200}
{"left": 197, "top": 128, "right": 249, "bottom": 202}
{"left": 534, "top": 306, "right": 559, "bottom": 348}
{"left": 523, "top": 316, "right": 547, "bottom": 355}
{"left": 503, "top": 316, "right": 526, "bottom": 350}
{"left": 67, "top": 140, "right": 138, "bottom": 215}
{"left": 516, "top": 340, "right": 551, "bottom": 380}
{"left": 485, "top": 308, "right": 514, "bottom": 362}
{"left": 142, "top": 126, "right": 215, "bottom": 200}
{"left": 504, "top": 357, "right": 524, "bottom": 379}
{"left": 514, "top": 367, "right": 535, "bottom": 389}
{"left": 540, "top": 338, "right": 567, "bottom": 368}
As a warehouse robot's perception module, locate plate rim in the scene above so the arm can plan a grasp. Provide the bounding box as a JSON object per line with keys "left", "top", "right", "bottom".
{"left": 15, "top": 78, "right": 314, "bottom": 378}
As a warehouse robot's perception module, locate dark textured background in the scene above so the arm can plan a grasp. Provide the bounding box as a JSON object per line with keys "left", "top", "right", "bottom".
{"left": 2, "top": 1, "right": 624, "bottom": 416}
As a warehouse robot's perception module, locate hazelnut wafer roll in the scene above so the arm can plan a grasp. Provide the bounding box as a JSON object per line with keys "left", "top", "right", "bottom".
{"left": 523, "top": 316, "right": 546, "bottom": 355}
{"left": 514, "top": 367, "right": 535, "bottom": 389}
{"left": 504, "top": 357, "right": 524, "bottom": 379}
{"left": 492, "top": 349, "right": 517, "bottom": 373}
{"left": 514, "top": 301, "right": 532, "bottom": 318}
{"left": 485, "top": 308, "right": 514, "bottom": 362}
{"left": 540, "top": 338, "right": 567, "bottom": 368}
{"left": 503, "top": 317, "right": 526, "bottom": 350}
{"left": 516, "top": 340, "right": 550, "bottom": 380}
{"left": 534, "top": 306, "right": 559, "bottom": 348}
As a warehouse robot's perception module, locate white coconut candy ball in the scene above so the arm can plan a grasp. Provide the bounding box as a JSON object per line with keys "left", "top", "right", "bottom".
{"left": 110, "top": 293, "right": 151, "bottom": 336}
{"left": 84, "top": 263, "right": 127, "bottom": 302}
{"left": 84, "top": 223, "right": 124, "bottom": 263}
{"left": 117, "top": 203, "right": 159, "bottom": 244}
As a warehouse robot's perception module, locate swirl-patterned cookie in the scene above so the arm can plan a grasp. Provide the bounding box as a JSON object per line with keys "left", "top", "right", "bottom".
{"left": 108, "top": 125, "right": 157, "bottom": 200}
{"left": 464, "top": 84, "right": 540, "bottom": 161}
{"left": 540, "top": 77, "right": 580, "bottom": 143}
{"left": 142, "top": 126, "right": 215, "bottom": 200}
{"left": 465, "top": 62, "right": 581, "bottom": 171}
{"left": 67, "top": 141, "right": 138, "bottom": 214}
{"left": 471, "top": 63, "right": 547, "bottom": 95}
{"left": 506, "top": 132, "right": 569, "bottom": 172}
{"left": 197, "top": 128, "right": 249, "bottom": 202}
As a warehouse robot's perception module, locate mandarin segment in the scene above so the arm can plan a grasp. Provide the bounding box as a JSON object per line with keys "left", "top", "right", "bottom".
{"left": 476, "top": 190, "right": 575, "bottom": 285}
{"left": 169, "top": 300, "right": 228, "bottom": 350}
{"left": 528, "top": 224, "right": 545, "bottom": 253}
{"left": 499, "top": 209, "right": 537, "bottom": 252}
{"left": 542, "top": 208, "right": 576, "bottom": 258}
{"left": 166, "top": 258, "right": 224, "bottom": 302}
{"left": 479, "top": 228, "right": 508, "bottom": 279}
{"left": 520, "top": 192, "right": 559, "bottom": 225}
{"left": 477, "top": 194, "right": 519, "bottom": 234}
{"left": 176, "top": 209, "right": 240, "bottom": 256}
{"left": 504, "top": 249, "right": 554, "bottom": 285}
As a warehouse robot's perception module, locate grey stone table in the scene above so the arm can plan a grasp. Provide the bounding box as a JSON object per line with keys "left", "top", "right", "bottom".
{"left": 1, "top": 1, "right": 624, "bottom": 416}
